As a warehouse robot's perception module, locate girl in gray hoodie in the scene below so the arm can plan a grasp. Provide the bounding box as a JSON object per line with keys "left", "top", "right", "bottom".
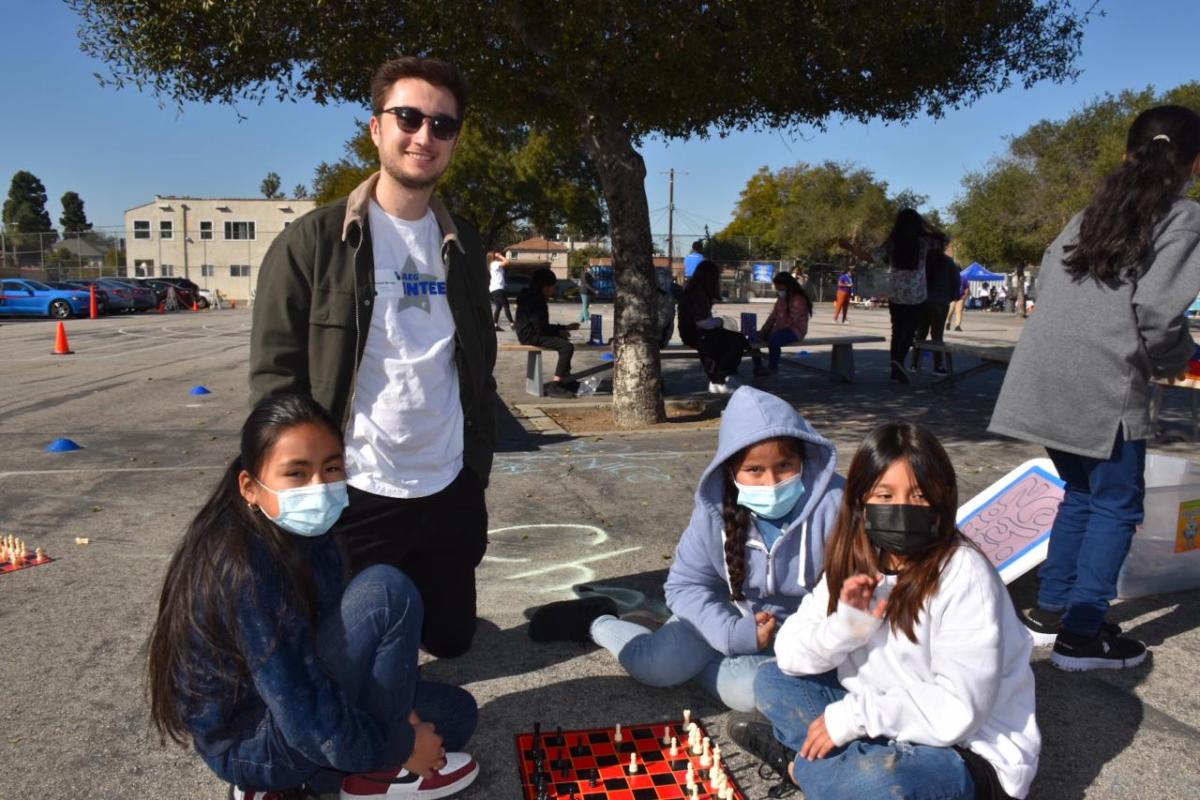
{"left": 989, "top": 105, "right": 1200, "bottom": 672}
{"left": 530, "top": 387, "right": 843, "bottom": 711}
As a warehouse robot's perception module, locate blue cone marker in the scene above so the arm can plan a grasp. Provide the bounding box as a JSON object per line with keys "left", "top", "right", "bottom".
{"left": 45, "top": 438, "right": 82, "bottom": 453}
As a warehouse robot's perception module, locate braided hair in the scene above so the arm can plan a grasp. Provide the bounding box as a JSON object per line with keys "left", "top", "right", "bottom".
{"left": 720, "top": 436, "right": 806, "bottom": 601}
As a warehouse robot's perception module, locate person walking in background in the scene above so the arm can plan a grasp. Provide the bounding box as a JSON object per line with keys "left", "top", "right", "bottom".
{"left": 683, "top": 240, "right": 705, "bottom": 279}
{"left": 911, "top": 238, "right": 959, "bottom": 374}
{"left": 753, "top": 273, "right": 814, "bottom": 377}
{"left": 488, "top": 250, "right": 513, "bottom": 330}
{"left": 833, "top": 266, "right": 854, "bottom": 324}
{"left": 947, "top": 272, "right": 969, "bottom": 332}
{"left": 578, "top": 267, "right": 595, "bottom": 322}
{"left": 678, "top": 260, "right": 749, "bottom": 394}
{"left": 990, "top": 104, "right": 1200, "bottom": 671}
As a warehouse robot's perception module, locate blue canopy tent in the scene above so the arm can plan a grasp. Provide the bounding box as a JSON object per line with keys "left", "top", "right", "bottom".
{"left": 961, "top": 262, "right": 1004, "bottom": 282}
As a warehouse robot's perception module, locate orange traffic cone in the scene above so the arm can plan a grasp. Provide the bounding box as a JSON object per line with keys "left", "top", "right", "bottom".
{"left": 192, "top": 298, "right": 199, "bottom": 312}
{"left": 52, "top": 322, "right": 74, "bottom": 355}
{"left": 230, "top": 299, "right": 236, "bottom": 309}
{"left": 158, "top": 301, "right": 166, "bottom": 314}
{"left": 88, "top": 285, "right": 98, "bottom": 320}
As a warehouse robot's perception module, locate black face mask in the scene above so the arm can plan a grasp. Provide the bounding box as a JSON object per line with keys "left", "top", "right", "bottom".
{"left": 864, "top": 504, "right": 940, "bottom": 556}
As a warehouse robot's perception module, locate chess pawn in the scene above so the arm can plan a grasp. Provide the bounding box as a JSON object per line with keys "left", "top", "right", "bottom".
{"left": 691, "top": 729, "right": 703, "bottom": 755}
{"left": 34, "top": 547, "right": 44, "bottom": 563}
{"left": 709, "top": 764, "right": 723, "bottom": 791}
{"left": 700, "top": 737, "right": 712, "bottom": 767}
{"left": 628, "top": 752, "right": 638, "bottom": 774}
{"left": 691, "top": 784, "right": 700, "bottom": 800}
{"left": 712, "top": 751, "right": 722, "bottom": 773}
{"left": 669, "top": 736, "right": 678, "bottom": 757}
{"left": 662, "top": 725, "right": 672, "bottom": 746}
{"left": 614, "top": 723, "right": 623, "bottom": 743}
{"left": 685, "top": 762, "right": 695, "bottom": 789}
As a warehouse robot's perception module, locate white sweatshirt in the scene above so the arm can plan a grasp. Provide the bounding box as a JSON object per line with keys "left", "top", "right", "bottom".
{"left": 774, "top": 546, "right": 1040, "bottom": 799}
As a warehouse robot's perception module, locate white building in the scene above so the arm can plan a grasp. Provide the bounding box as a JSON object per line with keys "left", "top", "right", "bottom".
{"left": 124, "top": 195, "right": 317, "bottom": 301}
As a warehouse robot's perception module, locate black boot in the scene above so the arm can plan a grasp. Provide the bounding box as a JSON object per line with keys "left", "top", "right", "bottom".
{"left": 727, "top": 711, "right": 796, "bottom": 785}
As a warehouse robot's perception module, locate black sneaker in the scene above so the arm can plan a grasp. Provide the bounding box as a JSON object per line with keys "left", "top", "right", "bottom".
{"left": 1050, "top": 628, "right": 1147, "bottom": 672}
{"left": 889, "top": 361, "right": 910, "bottom": 384}
{"left": 528, "top": 596, "right": 618, "bottom": 643}
{"left": 1020, "top": 607, "right": 1122, "bottom": 647}
{"left": 545, "top": 383, "right": 577, "bottom": 399}
{"left": 726, "top": 711, "right": 795, "bottom": 783}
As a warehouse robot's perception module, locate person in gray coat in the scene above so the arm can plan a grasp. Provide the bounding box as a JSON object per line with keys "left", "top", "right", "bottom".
{"left": 989, "top": 105, "right": 1200, "bottom": 672}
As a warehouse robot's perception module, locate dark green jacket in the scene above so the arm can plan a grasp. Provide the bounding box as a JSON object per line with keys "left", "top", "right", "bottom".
{"left": 249, "top": 173, "right": 497, "bottom": 485}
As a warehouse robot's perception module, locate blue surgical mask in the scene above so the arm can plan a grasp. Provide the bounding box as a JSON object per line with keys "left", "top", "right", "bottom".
{"left": 256, "top": 479, "right": 349, "bottom": 537}
{"left": 734, "top": 471, "right": 806, "bottom": 519}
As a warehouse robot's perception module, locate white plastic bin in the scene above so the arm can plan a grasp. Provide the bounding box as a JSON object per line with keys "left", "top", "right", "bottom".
{"left": 1117, "top": 454, "right": 1200, "bottom": 598}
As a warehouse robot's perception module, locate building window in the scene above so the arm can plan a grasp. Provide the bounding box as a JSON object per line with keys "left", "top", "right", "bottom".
{"left": 200, "top": 264, "right": 215, "bottom": 277}
{"left": 224, "top": 221, "right": 256, "bottom": 241}
{"left": 199, "top": 221, "right": 213, "bottom": 240}
{"left": 160, "top": 220, "right": 173, "bottom": 240}
{"left": 230, "top": 264, "right": 251, "bottom": 277}
{"left": 133, "top": 220, "right": 150, "bottom": 240}
{"left": 161, "top": 264, "right": 174, "bottom": 277}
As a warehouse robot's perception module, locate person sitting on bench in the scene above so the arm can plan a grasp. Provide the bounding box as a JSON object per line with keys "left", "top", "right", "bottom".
{"left": 516, "top": 267, "right": 581, "bottom": 398}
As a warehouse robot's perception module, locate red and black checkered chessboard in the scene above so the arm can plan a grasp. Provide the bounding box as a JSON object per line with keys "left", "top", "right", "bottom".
{"left": 514, "top": 720, "right": 746, "bottom": 800}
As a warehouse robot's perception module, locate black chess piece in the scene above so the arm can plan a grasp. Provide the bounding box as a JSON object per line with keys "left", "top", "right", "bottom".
{"left": 589, "top": 768, "right": 600, "bottom": 787}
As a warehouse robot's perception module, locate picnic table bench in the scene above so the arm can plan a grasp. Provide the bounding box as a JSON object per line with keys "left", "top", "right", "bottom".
{"left": 911, "top": 340, "right": 1014, "bottom": 386}
{"left": 501, "top": 335, "right": 886, "bottom": 397}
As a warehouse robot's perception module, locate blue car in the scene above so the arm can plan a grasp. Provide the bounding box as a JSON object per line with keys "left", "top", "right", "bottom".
{"left": 0, "top": 278, "right": 91, "bottom": 319}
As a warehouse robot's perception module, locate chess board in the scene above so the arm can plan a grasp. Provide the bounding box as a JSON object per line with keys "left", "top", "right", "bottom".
{"left": 514, "top": 720, "right": 746, "bottom": 800}
{"left": 0, "top": 550, "right": 53, "bottom": 575}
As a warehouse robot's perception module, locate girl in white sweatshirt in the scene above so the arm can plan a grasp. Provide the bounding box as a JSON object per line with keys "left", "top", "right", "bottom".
{"left": 732, "top": 422, "right": 1039, "bottom": 800}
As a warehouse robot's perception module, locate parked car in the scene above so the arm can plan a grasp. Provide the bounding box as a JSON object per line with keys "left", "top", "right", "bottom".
{"left": 48, "top": 281, "right": 113, "bottom": 314}
{"left": 96, "top": 278, "right": 157, "bottom": 311}
{"left": 0, "top": 278, "right": 91, "bottom": 319}
{"left": 139, "top": 278, "right": 205, "bottom": 310}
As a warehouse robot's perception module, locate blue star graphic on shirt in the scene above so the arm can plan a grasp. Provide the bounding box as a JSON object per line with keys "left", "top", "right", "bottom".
{"left": 392, "top": 256, "right": 447, "bottom": 314}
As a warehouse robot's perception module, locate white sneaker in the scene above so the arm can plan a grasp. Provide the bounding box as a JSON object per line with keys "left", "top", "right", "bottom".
{"left": 229, "top": 787, "right": 314, "bottom": 800}
{"left": 340, "top": 753, "right": 480, "bottom": 799}
{"left": 708, "top": 381, "right": 732, "bottom": 395}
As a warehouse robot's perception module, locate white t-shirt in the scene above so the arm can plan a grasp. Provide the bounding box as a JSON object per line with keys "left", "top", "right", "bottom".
{"left": 344, "top": 201, "right": 463, "bottom": 498}
{"left": 488, "top": 260, "right": 506, "bottom": 293}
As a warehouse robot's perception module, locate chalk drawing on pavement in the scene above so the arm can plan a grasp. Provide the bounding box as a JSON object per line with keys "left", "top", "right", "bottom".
{"left": 482, "top": 523, "right": 642, "bottom": 594}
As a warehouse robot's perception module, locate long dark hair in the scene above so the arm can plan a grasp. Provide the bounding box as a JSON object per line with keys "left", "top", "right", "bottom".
{"left": 823, "top": 422, "right": 965, "bottom": 642}
{"left": 885, "top": 209, "right": 945, "bottom": 271}
{"left": 772, "top": 273, "right": 813, "bottom": 316}
{"left": 685, "top": 259, "right": 722, "bottom": 301}
{"left": 147, "top": 392, "right": 344, "bottom": 745}
{"left": 721, "top": 436, "right": 806, "bottom": 601}
{"left": 1064, "top": 105, "right": 1200, "bottom": 283}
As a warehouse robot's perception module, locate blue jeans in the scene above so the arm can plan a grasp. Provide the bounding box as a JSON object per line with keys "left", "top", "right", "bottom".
{"left": 579, "top": 292, "right": 591, "bottom": 321}
{"left": 754, "top": 663, "right": 974, "bottom": 800}
{"left": 751, "top": 329, "right": 800, "bottom": 369}
{"left": 590, "top": 615, "right": 771, "bottom": 711}
{"left": 1039, "top": 432, "right": 1146, "bottom": 636}
{"left": 207, "top": 566, "right": 478, "bottom": 792}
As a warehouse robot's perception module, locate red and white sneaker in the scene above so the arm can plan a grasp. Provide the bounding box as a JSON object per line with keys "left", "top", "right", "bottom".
{"left": 340, "top": 753, "right": 480, "bottom": 799}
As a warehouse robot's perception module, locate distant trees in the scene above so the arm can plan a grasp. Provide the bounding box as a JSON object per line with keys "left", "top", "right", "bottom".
{"left": 951, "top": 82, "right": 1200, "bottom": 269}
{"left": 720, "top": 162, "right": 927, "bottom": 264}
{"left": 260, "top": 171, "right": 284, "bottom": 199}
{"left": 3, "top": 171, "right": 57, "bottom": 264}
{"left": 60, "top": 191, "right": 93, "bottom": 234}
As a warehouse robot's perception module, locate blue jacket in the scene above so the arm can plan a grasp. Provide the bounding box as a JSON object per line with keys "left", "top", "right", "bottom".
{"left": 185, "top": 532, "right": 411, "bottom": 780}
{"left": 664, "top": 386, "right": 843, "bottom": 656}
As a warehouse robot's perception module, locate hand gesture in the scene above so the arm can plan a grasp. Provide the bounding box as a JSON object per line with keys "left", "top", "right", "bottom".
{"left": 755, "top": 611, "right": 777, "bottom": 650}
{"left": 800, "top": 714, "right": 836, "bottom": 760}
{"left": 403, "top": 710, "right": 446, "bottom": 778}
{"left": 839, "top": 574, "right": 887, "bottom": 618}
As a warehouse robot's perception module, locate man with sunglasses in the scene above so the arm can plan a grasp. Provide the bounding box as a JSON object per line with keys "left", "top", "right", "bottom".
{"left": 251, "top": 58, "right": 496, "bottom": 671}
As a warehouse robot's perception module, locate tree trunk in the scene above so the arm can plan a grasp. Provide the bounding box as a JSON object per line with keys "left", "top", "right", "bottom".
{"left": 581, "top": 114, "right": 666, "bottom": 427}
{"left": 1016, "top": 265, "right": 1027, "bottom": 318}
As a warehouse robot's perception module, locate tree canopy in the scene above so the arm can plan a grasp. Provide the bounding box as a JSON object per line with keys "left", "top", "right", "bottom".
{"left": 71, "top": 0, "right": 1088, "bottom": 425}
{"left": 3, "top": 171, "right": 57, "bottom": 260}
{"left": 313, "top": 121, "right": 606, "bottom": 252}
{"left": 951, "top": 82, "right": 1200, "bottom": 269}
{"left": 260, "top": 171, "right": 284, "bottom": 199}
{"left": 60, "top": 191, "right": 93, "bottom": 234}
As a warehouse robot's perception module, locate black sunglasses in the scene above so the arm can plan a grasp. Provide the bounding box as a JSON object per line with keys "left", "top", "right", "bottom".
{"left": 380, "top": 106, "right": 462, "bottom": 140}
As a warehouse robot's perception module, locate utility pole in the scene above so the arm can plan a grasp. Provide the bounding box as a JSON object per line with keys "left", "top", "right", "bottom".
{"left": 666, "top": 168, "right": 675, "bottom": 266}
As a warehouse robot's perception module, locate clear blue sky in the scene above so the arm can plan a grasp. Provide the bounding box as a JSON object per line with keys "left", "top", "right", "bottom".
{"left": 1, "top": 1, "right": 1196, "bottom": 239}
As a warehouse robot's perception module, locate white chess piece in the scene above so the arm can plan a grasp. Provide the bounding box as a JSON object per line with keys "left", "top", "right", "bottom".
{"left": 670, "top": 737, "right": 678, "bottom": 757}
{"left": 662, "top": 725, "right": 671, "bottom": 746}
{"left": 614, "top": 723, "right": 623, "bottom": 743}
{"left": 683, "top": 708, "right": 691, "bottom": 726}
{"left": 628, "top": 752, "right": 638, "bottom": 774}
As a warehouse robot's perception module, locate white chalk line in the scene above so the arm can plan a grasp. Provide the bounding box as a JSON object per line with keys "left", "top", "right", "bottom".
{"left": 0, "top": 465, "right": 224, "bottom": 480}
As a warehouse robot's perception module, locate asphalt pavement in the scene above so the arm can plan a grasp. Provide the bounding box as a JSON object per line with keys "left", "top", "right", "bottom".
{"left": 0, "top": 302, "right": 1196, "bottom": 799}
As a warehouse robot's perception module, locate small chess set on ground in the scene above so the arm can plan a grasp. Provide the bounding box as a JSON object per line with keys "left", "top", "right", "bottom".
{"left": 515, "top": 710, "right": 746, "bottom": 800}
{"left": 0, "top": 535, "right": 52, "bottom": 574}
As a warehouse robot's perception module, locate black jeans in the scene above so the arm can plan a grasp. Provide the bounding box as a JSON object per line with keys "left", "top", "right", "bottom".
{"left": 491, "top": 290, "right": 513, "bottom": 324}
{"left": 334, "top": 468, "right": 488, "bottom": 659}
{"left": 695, "top": 328, "right": 748, "bottom": 383}
{"left": 532, "top": 334, "right": 575, "bottom": 378}
{"left": 889, "top": 303, "right": 922, "bottom": 372}
{"left": 912, "top": 302, "right": 950, "bottom": 370}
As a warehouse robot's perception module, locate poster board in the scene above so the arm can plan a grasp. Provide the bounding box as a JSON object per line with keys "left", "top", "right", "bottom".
{"left": 956, "top": 458, "right": 1064, "bottom": 584}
